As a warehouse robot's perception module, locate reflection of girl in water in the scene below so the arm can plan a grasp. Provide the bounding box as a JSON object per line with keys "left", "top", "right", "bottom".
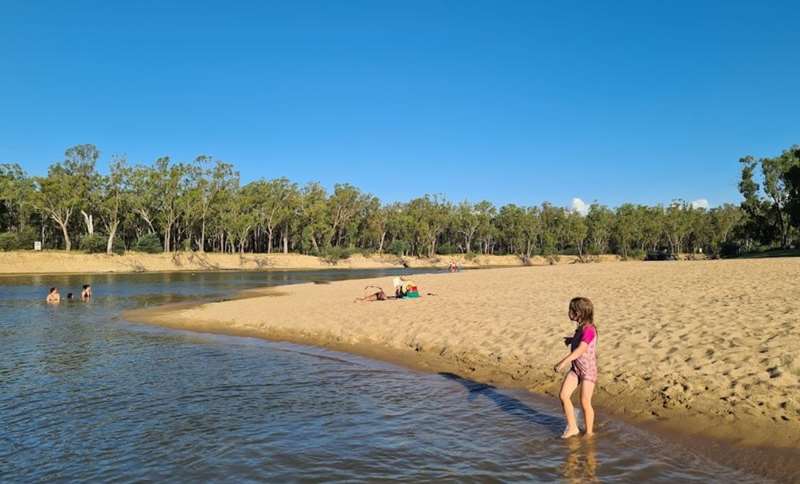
{"left": 561, "top": 433, "right": 598, "bottom": 483}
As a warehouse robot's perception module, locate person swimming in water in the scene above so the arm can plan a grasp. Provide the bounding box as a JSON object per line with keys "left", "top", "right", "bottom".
{"left": 46, "top": 287, "right": 61, "bottom": 304}
{"left": 81, "top": 284, "right": 92, "bottom": 300}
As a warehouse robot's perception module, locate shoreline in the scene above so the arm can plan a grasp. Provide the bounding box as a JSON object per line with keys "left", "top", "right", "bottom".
{"left": 0, "top": 250, "right": 610, "bottom": 276}
{"left": 123, "top": 259, "right": 800, "bottom": 480}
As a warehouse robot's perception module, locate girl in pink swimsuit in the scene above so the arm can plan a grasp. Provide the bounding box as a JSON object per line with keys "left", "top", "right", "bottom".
{"left": 554, "top": 297, "right": 598, "bottom": 438}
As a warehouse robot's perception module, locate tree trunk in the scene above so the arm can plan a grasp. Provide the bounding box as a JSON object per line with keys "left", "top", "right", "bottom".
{"left": 81, "top": 210, "right": 94, "bottom": 236}
{"left": 164, "top": 223, "right": 172, "bottom": 252}
{"left": 56, "top": 220, "right": 71, "bottom": 251}
{"left": 282, "top": 225, "right": 289, "bottom": 254}
{"left": 267, "top": 228, "right": 273, "bottom": 254}
{"left": 106, "top": 220, "right": 119, "bottom": 255}
{"left": 378, "top": 231, "right": 386, "bottom": 254}
{"left": 199, "top": 218, "right": 206, "bottom": 252}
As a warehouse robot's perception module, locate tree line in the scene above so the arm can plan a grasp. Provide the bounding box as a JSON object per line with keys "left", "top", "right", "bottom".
{"left": 1, "top": 144, "right": 798, "bottom": 259}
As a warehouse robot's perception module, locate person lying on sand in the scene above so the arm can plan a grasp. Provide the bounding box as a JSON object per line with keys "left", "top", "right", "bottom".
{"left": 46, "top": 287, "right": 61, "bottom": 304}
{"left": 355, "top": 285, "right": 388, "bottom": 302}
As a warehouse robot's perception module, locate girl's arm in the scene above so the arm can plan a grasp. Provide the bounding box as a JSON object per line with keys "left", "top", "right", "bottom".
{"left": 554, "top": 342, "right": 588, "bottom": 372}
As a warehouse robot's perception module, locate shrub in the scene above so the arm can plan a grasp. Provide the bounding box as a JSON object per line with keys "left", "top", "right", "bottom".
{"left": 320, "top": 246, "right": 355, "bottom": 265}
{"left": 388, "top": 240, "right": 410, "bottom": 257}
{"left": 135, "top": 233, "right": 163, "bottom": 253}
{"left": 0, "top": 232, "right": 18, "bottom": 251}
{"left": 80, "top": 234, "right": 109, "bottom": 254}
{"left": 719, "top": 241, "right": 741, "bottom": 258}
{"left": 0, "top": 229, "right": 38, "bottom": 251}
{"left": 436, "top": 243, "right": 458, "bottom": 255}
{"left": 625, "top": 249, "right": 646, "bottom": 261}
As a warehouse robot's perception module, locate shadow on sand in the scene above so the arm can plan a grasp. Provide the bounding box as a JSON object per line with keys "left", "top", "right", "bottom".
{"left": 439, "top": 372, "right": 563, "bottom": 435}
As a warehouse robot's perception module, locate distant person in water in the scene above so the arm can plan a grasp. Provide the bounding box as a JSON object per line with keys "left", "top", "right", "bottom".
{"left": 355, "top": 285, "right": 387, "bottom": 302}
{"left": 81, "top": 284, "right": 92, "bottom": 300}
{"left": 449, "top": 260, "right": 458, "bottom": 272}
{"left": 66, "top": 292, "right": 75, "bottom": 301}
{"left": 554, "top": 297, "right": 598, "bottom": 439}
{"left": 46, "top": 287, "right": 61, "bottom": 304}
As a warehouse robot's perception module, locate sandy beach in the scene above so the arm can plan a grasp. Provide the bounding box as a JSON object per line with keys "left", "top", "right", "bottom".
{"left": 126, "top": 257, "right": 800, "bottom": 452}
{"left": 0, "top": 251, "right": 566, "bottom": 275}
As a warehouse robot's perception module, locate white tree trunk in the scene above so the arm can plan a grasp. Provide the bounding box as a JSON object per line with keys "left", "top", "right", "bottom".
{"left": 81, "top": 210, "right": 94, "bottom": 236}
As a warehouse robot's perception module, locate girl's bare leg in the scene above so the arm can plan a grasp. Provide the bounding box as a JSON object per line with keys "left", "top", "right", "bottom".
{"left": 559, "top": 371, "right": 580, "bottom": 438}
{"left": 580, "top": 380, "right": 596, "bottom": 435}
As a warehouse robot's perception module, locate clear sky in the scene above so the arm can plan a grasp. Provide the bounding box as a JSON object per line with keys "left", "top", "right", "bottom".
{"left": 2, "top": 1, "right": 798, "bottom": 209}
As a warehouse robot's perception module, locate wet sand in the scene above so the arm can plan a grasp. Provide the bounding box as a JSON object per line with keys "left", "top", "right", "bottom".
{"left": 126, "top": 258, "right": 800, "bottom": 478}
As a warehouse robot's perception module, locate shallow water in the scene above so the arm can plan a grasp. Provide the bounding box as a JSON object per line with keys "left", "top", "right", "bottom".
{"left": 0, "top": 270, "right": 770, "bottom": 482}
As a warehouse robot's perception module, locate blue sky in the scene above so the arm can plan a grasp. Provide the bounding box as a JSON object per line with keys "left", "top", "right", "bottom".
{"left": 1, "top": 1, "right": 798, "bottom": 209}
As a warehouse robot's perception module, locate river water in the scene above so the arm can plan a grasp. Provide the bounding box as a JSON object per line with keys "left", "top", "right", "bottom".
{"left": 0, "top": 270, "right": 770, "bottom": 482}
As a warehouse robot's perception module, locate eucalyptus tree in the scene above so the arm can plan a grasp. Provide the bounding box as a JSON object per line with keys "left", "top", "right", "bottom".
{"left": 473, "top": 201, "right": 497, "bottom": 254}
{"left": 0, "top": 163, "right": 30, "bottom": 232}
{"left": 564, "top": 209, "right": 589, "bottom": 260}
{"left": 63, "top": 144, "right": 102, "bottom": 237}
{"left": 454, "top": 201, "right": 480, "bottom": 253}
{"left": 495, "top": 204, "right": 526, "bottom": 256}
{"left": 150, "top": 157, "right": 192, "bottom": 252}
{"left": 327, "top": 183, "right": 369, "bottom": 248}
{"left": 586, "top": 204, "right": 614, "bottom": 255}
{"left": 612, "top": 203, "right": 641, "bottom": 259}
{"left": 299, "top": 182, "right": 330, "bottom": 253}
{"left": 99, "top": 156, "right": 131, "bottom": 254}
{"left": 187, "top": 156, "right": 237, "bottom": 252}
{"left": 33, "top": 162, "right": 84, "bottom": 250}
{"left": 407, "top": 195, "right": 451, "bottom": 257}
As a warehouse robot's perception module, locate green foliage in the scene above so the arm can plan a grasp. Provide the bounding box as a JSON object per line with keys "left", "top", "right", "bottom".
{"left": 0, "top": 232, "right": 19, "bottom": 251}
{"left": 0, "top": 228, "right": 36, "bottom": 251}
{"left": 4, "top": 142, "right": 799, "bottom": 260}
{"left": 79, "top": 234, "right": 124, "bottom": 254}
{"left": 135, "top": 233, "right": 162, "bottom": 253}
{"left": 319, "top": 246, "right": 356, "bottom": 264}
{"left": 388, "top": 239, "right": 410, "bottom": 257}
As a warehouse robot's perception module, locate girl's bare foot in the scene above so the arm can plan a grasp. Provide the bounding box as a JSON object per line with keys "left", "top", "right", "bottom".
{"left": 561, "top": 426, "right": 580, "bottom": 439}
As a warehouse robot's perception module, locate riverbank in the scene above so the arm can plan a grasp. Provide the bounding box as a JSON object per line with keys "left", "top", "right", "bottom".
{"left": 0, "top": 250, "right": 588, "bottom": 275}
{"left": 125, "top": 258, "right": 800, "bottom": 456}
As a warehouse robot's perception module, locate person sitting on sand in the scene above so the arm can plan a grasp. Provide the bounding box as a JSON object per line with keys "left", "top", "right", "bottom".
{"left": 394, "top": 276, "right": 420, "bottom": 299}
{"left": 554, "top": 297, "right": 598, "bottom": 439}
{"left": 81, "top": 284, "right": 92, "bottom": 300}
{"left": 355, "top": 285, "right": 388, "bottom": 302}
{"left": 46, "top": 287, "right": 61, "bottom": 304}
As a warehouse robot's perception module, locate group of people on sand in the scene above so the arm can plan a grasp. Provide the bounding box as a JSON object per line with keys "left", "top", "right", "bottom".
{"left": 354, "top": 276, "right": 421, "bottom": 302}
{"left": 46, "top": 284, "right": 92, "bottom": 303}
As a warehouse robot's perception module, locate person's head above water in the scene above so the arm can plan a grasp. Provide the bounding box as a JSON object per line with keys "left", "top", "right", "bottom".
{"left": 49, "top": 287, "right": 57, "bottom": 294}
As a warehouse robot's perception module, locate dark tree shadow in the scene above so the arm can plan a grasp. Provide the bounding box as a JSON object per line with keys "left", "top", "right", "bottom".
{"left": 439, "top": 372, "right": 563, "bottom": 435}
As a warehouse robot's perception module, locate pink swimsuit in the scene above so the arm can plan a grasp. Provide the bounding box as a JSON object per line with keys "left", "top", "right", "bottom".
{"left": 571, "top": 324, "right": 598, "bottom": 383}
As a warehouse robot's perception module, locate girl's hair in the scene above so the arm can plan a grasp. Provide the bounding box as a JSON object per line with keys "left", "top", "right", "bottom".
{"left": 49, "top": 287, "right": 56, "bottom": 293}
{"left": 569, "top": 297, "right": 595, "bottom": 328}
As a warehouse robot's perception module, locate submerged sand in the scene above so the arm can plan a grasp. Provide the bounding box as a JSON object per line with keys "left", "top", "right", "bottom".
{"left": 127, "top": 258, "right": 800, "bottom": 451}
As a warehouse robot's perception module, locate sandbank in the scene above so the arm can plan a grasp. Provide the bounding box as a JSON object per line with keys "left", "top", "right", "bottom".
{"left": 126, "top": 258, "right": 800, "bottom": 476}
